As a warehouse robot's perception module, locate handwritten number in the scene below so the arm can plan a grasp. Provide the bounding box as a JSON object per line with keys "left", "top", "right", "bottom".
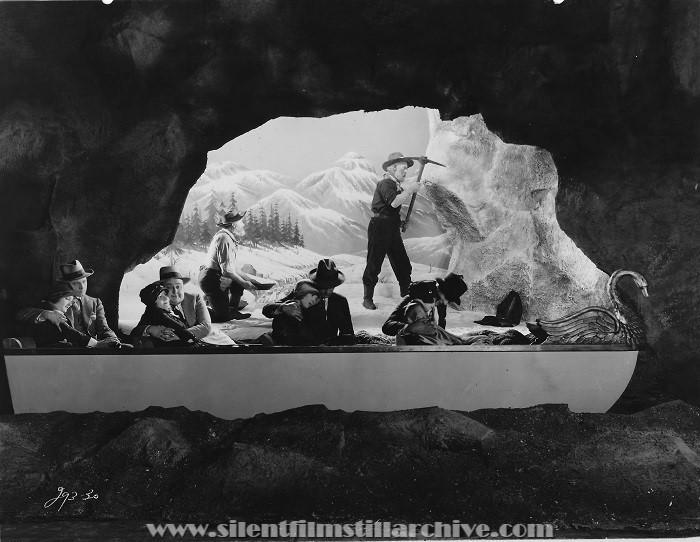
{"left": 45, "top": 487, "right": 97, "bottom": 510}
{"left": 82, "top": 489, "right": 98, "bottom": 500}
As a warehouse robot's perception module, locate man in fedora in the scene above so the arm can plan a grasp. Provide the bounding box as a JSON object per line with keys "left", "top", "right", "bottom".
{"left": 362, "top": 152, "right": 421, "bottom": 310}
{"left": 262, "top": 258, "right": 355, "bottom": 344}
{"left": 133, "top": 266, "right": 211, "bottom": 342}
{"left": 199, "top": 210, "right": 260, "bottom": 322}
{"left": 16, "top": 259, "right": 121, "bottom": 347}
{"left": 382, "top": 272, "right": 469, "bottom": 337}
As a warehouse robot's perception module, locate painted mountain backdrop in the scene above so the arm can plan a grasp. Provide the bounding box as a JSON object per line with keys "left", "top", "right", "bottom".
{"left": 179, "top": 152, "right": 449, "bottom": 263}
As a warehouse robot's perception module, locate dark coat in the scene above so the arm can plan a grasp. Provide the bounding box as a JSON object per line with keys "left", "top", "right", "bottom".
{"left": 263, "top": 292, "right": 355, "bottom": 344}
{"left": 382, "top": 293, "right": 448, "bottom": 336}
{"left": 131, "top": 305, "right": 202, "bottom": 347}
{"left": 271, "top": 311, "right": 324, "bottom": 346}
{"left": 30, "top": 301, "right": 92, "bottom": 347}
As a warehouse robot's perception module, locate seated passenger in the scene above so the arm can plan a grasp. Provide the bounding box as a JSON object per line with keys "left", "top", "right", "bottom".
{"left": 263, "top": 280, "right": 323, "bottom": 346}
{"left": 132, "top": 282, "right": 206, "bottom": 347}
{"left": 29, "top": 284, "right": 116, "bottom": 348}
{"left": 263, "top": 259, "right": 355, "bottom": 345}
{"left": 382, "top": 273, "right": 468, "bottom": 336}
{"left": 17, "top": 260, "right": 120, "bottom": 347}
{"left": 132, "top": 266, "right": 211, "bottom": 343}
{"left": 397, "top": 300, "right": 464, "bottom": 346}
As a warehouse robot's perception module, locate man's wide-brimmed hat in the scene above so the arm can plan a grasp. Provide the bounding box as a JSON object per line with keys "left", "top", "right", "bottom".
{"left": 382, "top": 152, "right": 414, "bottom": 171}
{"left": 308, "top": 259, "right": 345, "bottom": 289}
{"left": 158, "top": 266, "right": 190, "bottom": 284}
{"left": 436, "top": 273, "right": 468, "bottom": 305}
{"left": 140, "top": 281, "right": 168, "bottom": 306}
{"left": 46, "top": 283, "right": 76, "bottom": 302}
{"left": 218, "top": 211, "right": 246, "bottom": 227}
{"left": 57, "top": 260, "right": 93, "bottom": 282}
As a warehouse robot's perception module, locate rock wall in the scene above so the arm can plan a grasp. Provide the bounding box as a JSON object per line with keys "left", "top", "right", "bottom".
{"left": 1, "top": 403, "right": 699, "bottom": 532}
{"left": 425, "top": 114, "right": 609, "bottom": 319}
{"left": 0, "top": 0, "right": 698, "bottom": 401}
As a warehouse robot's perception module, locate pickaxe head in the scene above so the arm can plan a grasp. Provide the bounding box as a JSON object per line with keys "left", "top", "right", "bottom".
{"left": 406, "top": 156, "right": 446, "bottom": 167}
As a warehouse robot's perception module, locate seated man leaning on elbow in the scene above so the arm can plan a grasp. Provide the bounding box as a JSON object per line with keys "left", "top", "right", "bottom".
{"left": 132, "top": 266, "right": 211, "bottom": 344}
{"left": 16, "top": 260, "right": 122, "bottom": 348}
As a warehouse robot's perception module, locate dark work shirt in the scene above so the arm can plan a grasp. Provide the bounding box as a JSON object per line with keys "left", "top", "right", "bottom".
{"left": 371, "top": 176, "right": 402, "bottom": 218}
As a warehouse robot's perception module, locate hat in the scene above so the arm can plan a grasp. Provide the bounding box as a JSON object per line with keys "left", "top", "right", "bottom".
{"left": 217, "top": 211, "right": 246, "bottom": 227}
{"left": 408, "top": 280, "right": 439, "bottom": 304}
{"left": 140, "top": 281, "right": 167, "bottom": 306}
{"left": 158, "top": 266, "right": 190, "bottom": 284}
{"left": 308, "top": 259, "right": 345, "bottom": 289}
{"left": 46, "top": 283, "right": 76, "bottom": 303}
{"left": 382, "top": 152, "right": 414, "bottom": 171}
{"left": 57, "top": 260, "right": 93, "bottom": 282}
{"left": 436, "top": 273, "right": 468, "bottom": 305}
{"left": 293, "top": 279, "right": 320, "bottom": 299}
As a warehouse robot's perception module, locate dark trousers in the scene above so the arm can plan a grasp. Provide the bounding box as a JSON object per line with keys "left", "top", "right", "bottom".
{"left": 362, "top": 216, "right": 412, "bottom": 292}
{"left": 198, "top": 267, "right": 244, "bottom": 323}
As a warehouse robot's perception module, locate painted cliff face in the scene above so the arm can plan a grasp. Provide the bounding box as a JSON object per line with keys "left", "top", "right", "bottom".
{"left": 423, "top": 114, "right": 609, "bottom": 319}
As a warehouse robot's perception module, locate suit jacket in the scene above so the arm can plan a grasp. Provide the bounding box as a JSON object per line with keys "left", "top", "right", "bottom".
{"left": 263, "top": 292, "right": 354, "bottom": 343}
{"left": 130, "top": 305, "right": 200, "bottom": 346}
{"left": 30, "top": 301, "right": 92, "bottom": 347}
{"left": 133, "top": 292, "right": 211, "bottom": 340}
{"left": 271, "top": 311, "right": 323, "bottom": 346}
{"left": 17, "top": 295, "right": 117, "bottom": 340}
{"left": 382, "top": 294, "right": 448, "bottom": 336}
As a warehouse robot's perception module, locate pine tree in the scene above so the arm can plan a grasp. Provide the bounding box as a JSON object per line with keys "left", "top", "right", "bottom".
{"left": 271, "top": 203, "right": 281, "bottom": 243}
{"left": 282, "top": 214, "right": 293, "bottom": 244}
{"left": 246, "top": 212, "right": 259, "bottom": 247}
{"left": 292, "top": 219, "right": 301, "bottom": 246}
{"left": 204, "top": 190, "right": 220, "bottom": 233}
{"left": 200, "top": 222, "right": 212, "bottom": 247}
{"left": 218, "top": 200, "right": 227, "bottom": 225}
{"left": 299, "top": 232, "right": 305, "bottom": 248}
{"left": 190, "top": 203, "right": 203, "bottom": 247}
{"left": 259, "top": 206, "right": 268, "bottom": 242}
{"left": 229, "top": 191, "right": 238, "bottom": 213}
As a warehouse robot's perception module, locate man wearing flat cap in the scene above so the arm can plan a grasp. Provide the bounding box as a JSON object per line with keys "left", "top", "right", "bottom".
{"left": 16, "top": 260, "right": 120, "bottom": 347}
{"left": 199, "top": 210, "right": 260, "bottom": 322}
{"left": 362, "top": 152, "right": 421, "bottom": 310}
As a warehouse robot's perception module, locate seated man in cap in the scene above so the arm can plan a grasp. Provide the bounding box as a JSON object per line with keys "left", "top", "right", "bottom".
{"left": 16, "top": 259, "right": 121, "bottom": 347}
{"left": 28, "top": 284, "right": 116, "bottom": 348}
{"left": 262, "top": 259, "right": 355, "bottom": 345}
{"left": 382, "top": 272, "right": 468, "bottom": 337}
{"left": 133, "top": 266, "right": 211, "bottom": 343}
{"left": 199, "top": 210, "right": 264, "bottom": 322}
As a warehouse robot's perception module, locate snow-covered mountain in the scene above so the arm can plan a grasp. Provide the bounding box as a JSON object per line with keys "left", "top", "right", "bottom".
{"left": 182, "top": 161, "right": 300, "bottom": 218}
{"left": 296, "top": 152, "right": 377, "bottom": 225}
{"left": 248, "top": 189, "right": 367, "bottom": 254}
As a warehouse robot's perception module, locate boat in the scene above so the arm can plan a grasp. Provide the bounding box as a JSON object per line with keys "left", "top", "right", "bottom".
{"left": 1, "top": 344, "right": 637, "bottom": 417}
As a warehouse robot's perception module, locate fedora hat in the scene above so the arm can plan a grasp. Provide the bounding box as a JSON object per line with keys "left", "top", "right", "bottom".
{"left": 158, "top": 266, "right": 190, "bottom": 284}
{"left": 436, "top": 273, "right": 468, "bottom": 305}
{"left": 308, "top": 259, "right": 345, "bottom": 289}
{"left": 382, "top": 152, "right": 414, "bottom": 171}
{"left": 46, "top": 283, "right": 76, "bottom": 303}
{"left": 217, "top": 211, "right": 246, "bottom": 227}
{"left": 57, "top": 260, "right": 93, "bottom": 282}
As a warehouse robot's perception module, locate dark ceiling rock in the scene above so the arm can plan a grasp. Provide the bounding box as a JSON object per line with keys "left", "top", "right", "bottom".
{"left": 0, "top": 0, "right": 698, "bottom": 400}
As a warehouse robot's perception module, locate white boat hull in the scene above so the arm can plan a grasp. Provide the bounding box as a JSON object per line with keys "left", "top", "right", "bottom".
{"left": 4, "top": 346, "right": 638, "bottom": 417}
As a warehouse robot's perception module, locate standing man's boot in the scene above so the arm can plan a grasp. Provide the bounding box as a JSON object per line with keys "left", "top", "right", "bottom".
{"left": 399, "top": 281, "right": 411, "bottom": 297}
{"left": 362, "top": 284, "right": 377, "bottom": 310}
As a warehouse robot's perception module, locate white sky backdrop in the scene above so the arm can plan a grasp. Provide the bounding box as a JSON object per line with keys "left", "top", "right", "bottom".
{"left": 207, "top": 106, "right": 431, "bottom": 179}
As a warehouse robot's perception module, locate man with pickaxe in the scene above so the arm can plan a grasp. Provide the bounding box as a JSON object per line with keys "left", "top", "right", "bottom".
{"left": 361, "top": 152, "right": 446, "bottom": 310}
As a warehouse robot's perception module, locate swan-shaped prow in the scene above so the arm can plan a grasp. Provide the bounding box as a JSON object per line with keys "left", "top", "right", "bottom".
{"left": 529, "top": 269, "right": 649, "bottom": 348}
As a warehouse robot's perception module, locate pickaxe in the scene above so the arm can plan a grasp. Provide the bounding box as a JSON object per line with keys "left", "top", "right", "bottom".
{"left": 401, "top": 156, "right": 446, "bottom": 232}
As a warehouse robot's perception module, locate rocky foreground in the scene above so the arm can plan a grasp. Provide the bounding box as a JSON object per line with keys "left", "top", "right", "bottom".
{"left": 1, "top": 401, "right": 699, "bottom": 536}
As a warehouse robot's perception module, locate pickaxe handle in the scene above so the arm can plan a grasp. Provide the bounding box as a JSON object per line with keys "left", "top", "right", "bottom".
{"left": 401, "top": 160, "right": 426, "bottom": 233}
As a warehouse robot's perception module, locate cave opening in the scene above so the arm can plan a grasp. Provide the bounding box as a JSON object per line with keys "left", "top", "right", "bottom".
{"left": 119, "top": 107, "right": 605, "bottom": 341}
